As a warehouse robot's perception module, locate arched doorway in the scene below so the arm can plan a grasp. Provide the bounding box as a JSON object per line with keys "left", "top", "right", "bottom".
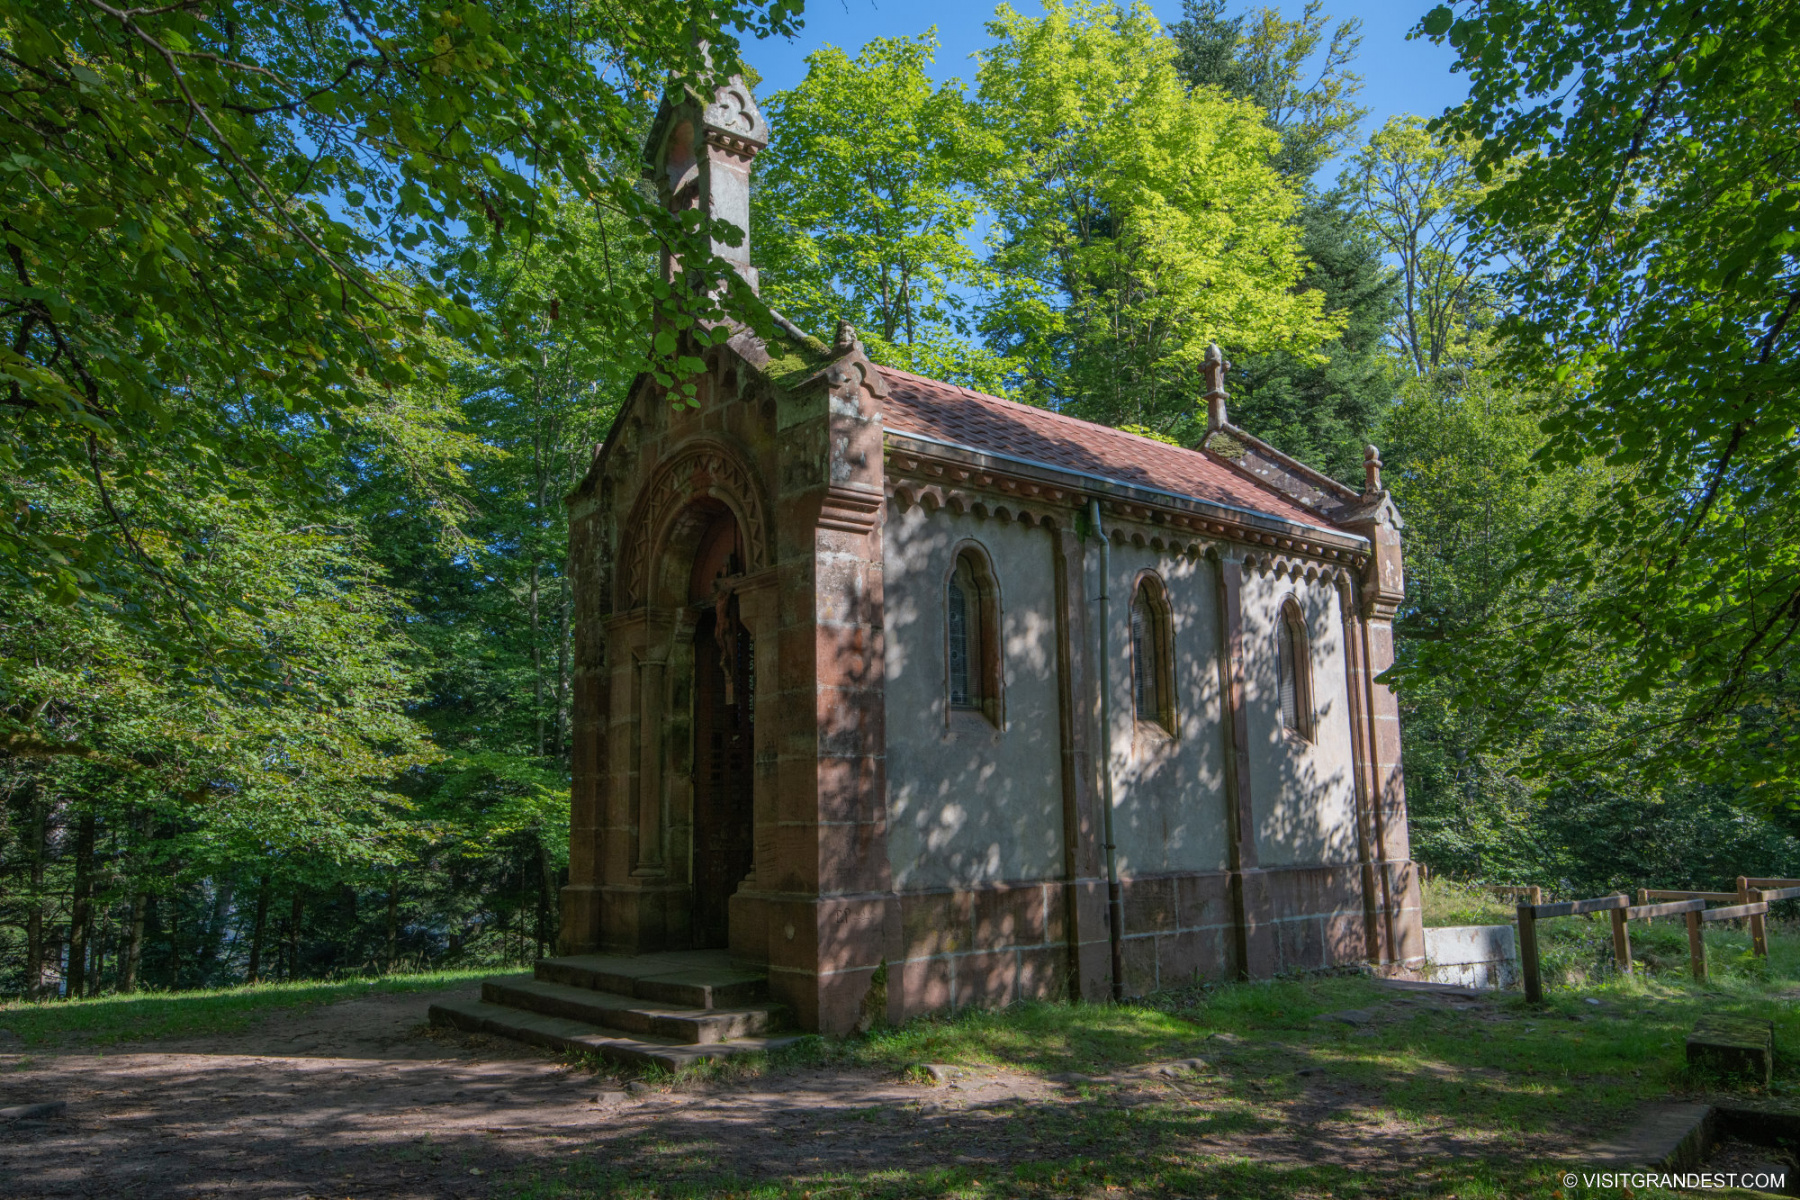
{"left": 688, "top": 511, "right": 755, "bottom": 949}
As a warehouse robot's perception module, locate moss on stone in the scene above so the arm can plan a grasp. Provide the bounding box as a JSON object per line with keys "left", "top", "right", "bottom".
{"left": 1205, "top": 430, "right": 1248, "bottom": 461}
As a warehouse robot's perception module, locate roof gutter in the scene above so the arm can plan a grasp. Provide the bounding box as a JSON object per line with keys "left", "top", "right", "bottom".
{"left": 885, "top": 429, "right": 1367, "bottom": 550}
{"left": 1089, "top": 497, "right": 1126, "bottom": 1004}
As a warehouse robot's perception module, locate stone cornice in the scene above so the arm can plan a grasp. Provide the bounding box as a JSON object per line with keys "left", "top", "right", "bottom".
{"left": 701, "top": 130, "right": 762, "bottom": 161}
{"left": 884, "top": 432, "right": 1370, "bottom": 571}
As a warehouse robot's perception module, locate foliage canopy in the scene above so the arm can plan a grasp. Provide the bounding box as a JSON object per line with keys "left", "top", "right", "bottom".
{"left": 752, "top": 33, "right": 1004, "bottom": 389}
{"left": 1412, "top": 0, "right": 1800, "bottom": 799}
{"left": 0, "top": 0, "right": 795, "bottom": 647}
{"left": 974, "top": 0, "right": 1339, "bottom": 428}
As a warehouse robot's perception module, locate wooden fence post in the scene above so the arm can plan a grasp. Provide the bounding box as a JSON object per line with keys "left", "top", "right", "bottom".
{"left": 1738, "top": 877, "right": 1768, "bottom": 958}
{"left": 1519, "top": 902, "right": 1542, "bottom": 1003}
{"left": 1686, "top": 908, "right": 1707, "bottom": 982}
{"left": 1530, "top": 885, "right": 1542, "bottom": 906}
{"left": 1638, "top": 888, "right": 1651, "bottom": 926}
{"left": 1610, "top": 893, "right": 1632, "bottom": 974}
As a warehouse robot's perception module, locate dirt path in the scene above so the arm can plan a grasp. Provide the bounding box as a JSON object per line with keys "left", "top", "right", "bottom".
{"left": 0, "top": 984, "right": 1581, "bottom": 1199}
{"left": 0, "top": 984, "right": 1064, "bottom": 1199}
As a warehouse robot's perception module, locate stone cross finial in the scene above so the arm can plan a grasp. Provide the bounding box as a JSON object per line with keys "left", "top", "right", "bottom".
{"left": 1363, "top": 444, "right": 1384, "bottom": 494}
{"left": 1203, "top": 342, "right": 1232, "bottom": 431}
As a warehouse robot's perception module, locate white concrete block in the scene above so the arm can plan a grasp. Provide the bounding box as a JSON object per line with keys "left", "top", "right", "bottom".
{"left": 1423, "top": 924, "right": 1519, "bottom": 989}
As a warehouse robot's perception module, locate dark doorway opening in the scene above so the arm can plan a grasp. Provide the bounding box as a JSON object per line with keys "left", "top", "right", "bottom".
{"left": 692, "top": 609, "right": 754, "bottom": 949}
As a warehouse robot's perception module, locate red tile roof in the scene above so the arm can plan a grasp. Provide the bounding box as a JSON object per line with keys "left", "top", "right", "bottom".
{"left": 876, "top": 366, "right": 1330, "bottom": 529}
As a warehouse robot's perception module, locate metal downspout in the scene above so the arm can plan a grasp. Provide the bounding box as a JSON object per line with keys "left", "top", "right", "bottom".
{"left": 1089, "top": 498, "right": 1125, "bottom": 1002}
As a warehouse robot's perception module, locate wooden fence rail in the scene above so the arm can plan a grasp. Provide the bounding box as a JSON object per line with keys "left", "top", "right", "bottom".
{"left": 1740, "top": 878, "right": 1800, "bottom": 957}
{"left": 1517, "top": 895, "right": 1626, "bottom": 1002}
{"left": 1626, "top": 898, "right": 1707, "bottom": 920}
{"left": 1517, "top": 892, "right": 1771, "bottom": 1002}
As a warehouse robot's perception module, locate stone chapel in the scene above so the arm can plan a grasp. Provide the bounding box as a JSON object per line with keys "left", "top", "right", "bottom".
{"left": 552, "top": 76, "right": 1426, "bottom": 1036}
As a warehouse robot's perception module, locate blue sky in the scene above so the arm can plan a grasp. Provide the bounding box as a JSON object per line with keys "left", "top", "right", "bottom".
{"left": 746, "top": 0, "right": 1469, "bottom": 178}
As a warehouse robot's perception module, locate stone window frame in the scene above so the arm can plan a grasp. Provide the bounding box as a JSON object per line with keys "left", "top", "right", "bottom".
{"left": 1129, "top": 570, "right": 1177, "bottom": 736}
{"left": 1276, "top": 594, "right": 1316, "bottom": 743}
{"left": 943, "top": 540, "right": 1004, "bottom": 728}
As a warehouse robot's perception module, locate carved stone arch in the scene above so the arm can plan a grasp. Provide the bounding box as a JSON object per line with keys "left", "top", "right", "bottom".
{"left": 944, "top": 538, "right": 1005, "bottom": 728}
{"left": 1275, "top": 591, "right": 1317, "bottom": 742}
{"left": 1128, "top": 569, "right": 1178, "bottom": 735}
{"left": 621, "top": 439, "right": 770, "bottom": 609}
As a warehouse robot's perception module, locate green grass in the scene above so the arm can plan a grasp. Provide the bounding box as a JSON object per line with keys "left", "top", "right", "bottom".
{"left": 0, "top": 969, "right": 492, "bottom": 1046}
{"left": 504, "top": 1158, "right": 1563, "bottom": 1200}
{"left": 510, "top": 957, "right": 1800, "bottom": 1199}
{"left": 8, "top": 908, "right": 1795, "bottom": 1199}
{"left": 784, "top": 995, "right": 1208, "bottom": 1077}
{"left": 1421, "top": 876, "right": 1530, "bottom": 927}
{"left": 1421, "top": 876, "right": 1796, "bottom": 992}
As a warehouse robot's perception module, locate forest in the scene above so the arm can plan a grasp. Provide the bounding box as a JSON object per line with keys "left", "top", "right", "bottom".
{"left": 2, "top": 0, "right": 1795, "bottom": 998}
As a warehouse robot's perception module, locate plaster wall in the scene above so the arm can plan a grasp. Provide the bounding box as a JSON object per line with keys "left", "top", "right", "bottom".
{"left": 1239, "top": 570, "right": 1359, "bottom": 869}
{"left": 1091, "top": 541, "right": 1231, "bottom": 878}
{"left": 883, "top": 504, "right": 1067, "bottom": 889}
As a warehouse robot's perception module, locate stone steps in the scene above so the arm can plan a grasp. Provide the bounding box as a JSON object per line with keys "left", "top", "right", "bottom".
{"left": 534, "top": 952, "right": 769, "bottom": 1010}
{"left": 427, "top": 998, "right": 797, "bottom": 1071}
{"left": 428, "top": 949, "right": 793, "bottom": 1070}
{"left": 481, "top": 976, "right": 783, "bottom": 1044}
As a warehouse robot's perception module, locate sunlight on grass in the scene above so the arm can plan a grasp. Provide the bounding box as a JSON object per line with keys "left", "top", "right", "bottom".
{"left": 0, "top": 969, "right": 491, "bottom": 1046}
{"left": 855, "top": 999, "right": 1205, "bottom": 1073}
{"left": 1421, "top": 876, "right": 1520, "bottom": 927}
{"left": 504, "top": 1146, "right": 1580, "bottom": 1199}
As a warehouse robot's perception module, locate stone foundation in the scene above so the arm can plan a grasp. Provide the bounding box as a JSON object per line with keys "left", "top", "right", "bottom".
{"left": 886, "top": 862, "right": 1421, "bottom": 1017}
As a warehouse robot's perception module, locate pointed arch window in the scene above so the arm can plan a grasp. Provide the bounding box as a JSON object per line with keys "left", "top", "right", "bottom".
{"left": 1130, "top": 576, "right": 1174, "bottom": 733}
{"left": 947, "top": 548, "right": 1001, "bottom": 723}
{"left": 1277, "top": 600, "right": 1314, "bottom": 740}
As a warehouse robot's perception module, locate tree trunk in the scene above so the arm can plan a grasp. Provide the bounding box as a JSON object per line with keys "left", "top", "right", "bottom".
{"left": 168, "top": 893, "right": 182, "bottom": 991}
{"left": 68, "top": 809, "right": 96, "bottom": 998}
{"left": 530, "top": 555, "right": 544, "bottom": 756}
{"left": 121, "top": 891, "right": 147, "bottom": 994}
{"left": 385, "top": 884, "right": 399, "bottom": 972}
{"left": 287, "top": 892, "right": 303, "bottom": 981}
{"left": 533, "top": 850, "right": 546, "bottom": 962}
{"left": 247, "top": 876, "right": 270, "bottom": 983}
{"left": 25, "top": 797, "right": 47, "bottom": 999}
{"left": 531, "top": 417, "right": 550, "bottom": 758}
{"left": 555, "top": 575, "right": 571, "bottom": 760}
{"left": 94, "top": 900, "right": 112, "bottom": 995}
{"left": 195, "top": 878, "right": 233, "bottom": 981}
{"left": 537, "top": 836, "right": 556, "bottom": 960}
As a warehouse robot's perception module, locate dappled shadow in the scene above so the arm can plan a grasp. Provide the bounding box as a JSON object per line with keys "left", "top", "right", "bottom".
{"left": 883, "top": 506, "right": 1068, "bottom": 889}
{"left": 0, "top": 976, "right": 1717, "bottom": 1199}
{"left": 1, "top": 1041, "right": 589, "bottom": 1198}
